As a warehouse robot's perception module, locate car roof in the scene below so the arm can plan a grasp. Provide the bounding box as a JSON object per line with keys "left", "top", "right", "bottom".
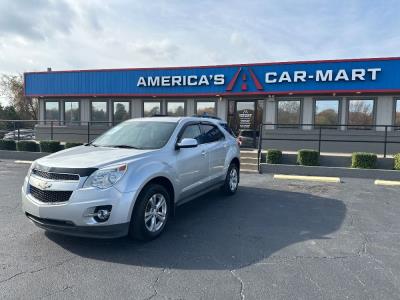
{"left": 125, "top": 116, "right": 227, "bottom": 124}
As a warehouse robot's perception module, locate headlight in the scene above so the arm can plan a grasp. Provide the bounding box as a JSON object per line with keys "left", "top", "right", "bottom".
{"left": 83, "top": 164, "right": 127, "bottom": 189}
{"left": 27, "top": 162, "right": 36, "bottom": 178}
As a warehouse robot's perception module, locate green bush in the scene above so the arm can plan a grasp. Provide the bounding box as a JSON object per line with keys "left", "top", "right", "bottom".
{"left": 17, "top": 141, "right": 39, "bottom": 152}
{"left": 40, "top": 141, "right": 64, "bottom": 153}
{"left": 351, "top": 152, "right": 377, "bottom": 169}
{"left": 65, "top": 142, "right": 83, "bottom": 149}
{"left": 297, "top": 149, "right": 320, "bottom": 166}
{"left": 394, "top": 153, "right": 400, "bottom": 170}
{"left": 266, "top": 149, "right": 282, "bottom": 164}
{"left": 0, "top": 140, "right": 16, "bottom": 151}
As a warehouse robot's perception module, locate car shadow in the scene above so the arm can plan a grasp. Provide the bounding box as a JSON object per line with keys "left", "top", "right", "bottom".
{"left": 45, "top": 186, "right": 346, "bottom": 270}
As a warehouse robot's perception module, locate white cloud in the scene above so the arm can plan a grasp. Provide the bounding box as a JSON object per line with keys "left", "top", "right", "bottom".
{"left": 0, "top": 0, "right": 399, "bottom": 77}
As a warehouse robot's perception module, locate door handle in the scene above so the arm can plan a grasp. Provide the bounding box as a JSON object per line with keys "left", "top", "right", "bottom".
{"left": 224, "top": 143, "right": 228, "bottom": 148}
{"left": 201, "top": 150, "right": 207, "bottom": 156}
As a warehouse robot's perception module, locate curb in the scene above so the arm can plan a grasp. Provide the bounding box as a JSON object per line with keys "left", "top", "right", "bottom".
{"left": 274, "top": 174, "right": 341, "bottom": 183}
{"left": 375, "top": 180, "right": 400, "bottom": 186}
{"left": 261, "top": 163, "right": 400, "bottom": 181}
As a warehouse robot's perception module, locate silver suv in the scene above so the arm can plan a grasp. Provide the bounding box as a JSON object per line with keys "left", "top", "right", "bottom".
{"left": 21, "top": 117, "right": 240, "bottom": 240}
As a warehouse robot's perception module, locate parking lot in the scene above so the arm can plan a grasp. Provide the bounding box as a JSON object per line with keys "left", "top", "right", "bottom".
{"left": 1, "top": 160, "right": 400, "bottom": 299}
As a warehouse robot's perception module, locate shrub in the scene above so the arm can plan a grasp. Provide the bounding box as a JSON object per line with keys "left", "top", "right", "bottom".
{"left": 351, "top": 152, "right": 377, "bottom": 169}
{"left": 266, "top": 149, "right": 282, "bottom": 164}
{"left": 0, "top": 140, "right": 16, "bottom": 151}
{"left": 40, "top": 141, "right": 63, "bottom": 153}
{"left": 17, "top": 141, "right": 39, "bottom": 152}
{"left": 297, "top": 149, "right": 319, "bottom": 166}
{"left": 65, "top": 142, "right": 83, "bottom": 149}
{"left": 394, "top": 153, "right": 400, "bottom": 171}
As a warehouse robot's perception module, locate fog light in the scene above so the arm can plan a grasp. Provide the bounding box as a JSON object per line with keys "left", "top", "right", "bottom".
{"left": 94, "top": 205, "right": 112, "bottom": 222}
{"left": 84, "top": 205, "right": 112, "bottom": 223}
{"left": 96, "top": 209, "right": 110, "bottom": 221}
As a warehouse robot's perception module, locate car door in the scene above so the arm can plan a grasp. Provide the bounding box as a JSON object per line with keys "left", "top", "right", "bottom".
{"left": 175, "top": 123, "right": 209, "bottom": 199}
{"left": 200, "top": 123, "right": 228, "bottom": 186}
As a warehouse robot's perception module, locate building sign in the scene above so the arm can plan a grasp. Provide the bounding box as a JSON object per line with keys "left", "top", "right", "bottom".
{"left": 24, "top": 57, "right": 400, "bottom": 97}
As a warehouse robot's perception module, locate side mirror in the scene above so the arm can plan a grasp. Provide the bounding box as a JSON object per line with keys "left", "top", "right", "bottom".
{"left": 176, "top": 138, "right": 198, "bottom": 149}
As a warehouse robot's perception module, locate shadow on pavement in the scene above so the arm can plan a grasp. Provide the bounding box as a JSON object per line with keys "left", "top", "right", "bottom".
{"left": 46, "top": 186, "right": 346, "bottom": 270}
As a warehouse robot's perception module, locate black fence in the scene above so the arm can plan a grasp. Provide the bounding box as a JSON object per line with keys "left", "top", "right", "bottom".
{"left": 257, "top": 123, "right": 400, "bottom": 169}
{"left": 0, "top": 120, "right": 116, "bottom": 144}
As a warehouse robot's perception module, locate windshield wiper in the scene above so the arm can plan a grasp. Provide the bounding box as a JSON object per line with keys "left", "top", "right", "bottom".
{"left": 108, "top": 145, "right": 142, "bottom": 149}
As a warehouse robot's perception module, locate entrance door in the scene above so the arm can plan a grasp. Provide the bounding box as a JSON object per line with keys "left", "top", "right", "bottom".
{"left": 228, "top": 100, "right": 263, "bottom": 148}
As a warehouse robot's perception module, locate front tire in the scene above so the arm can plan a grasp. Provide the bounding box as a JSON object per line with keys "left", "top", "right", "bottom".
{"left": 129, "top": 184, "right": 170, "bottom": 241}
{"left": 222, "top": 162, "right": 239, "bottom": 195}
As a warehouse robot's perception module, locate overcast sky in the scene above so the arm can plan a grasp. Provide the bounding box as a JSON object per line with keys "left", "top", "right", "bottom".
{"left": 0, "top": 0, "right": 399, "bottom": 103}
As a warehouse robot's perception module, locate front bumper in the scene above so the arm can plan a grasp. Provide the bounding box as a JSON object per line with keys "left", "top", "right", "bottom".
{"left": 25, "top": 213, "right": 129, "bottom": 238}
{"left": 22, "top": 177, "right": 138, "bottom": 238}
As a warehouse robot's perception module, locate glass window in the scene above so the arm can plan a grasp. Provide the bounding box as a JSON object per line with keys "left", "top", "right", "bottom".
{"left": 348, "top": 99, "right": 374, "bottom": 128}
{"left": 64, "top": 101, "right": 80, "bottom": 124}
{"left": 395, "top": 99, "right": 400, "bottom": 127}
{"left": 277, "top": 100, "right": 301, "bottom": 127}
{"left": 91, "top": 101, "right": 108, "bottom": 123}
{"left": 113, "top": 101, "right": 130, "bottom": 123}
{"left": 200, "top": 124, "right": 224, "bottom": 143}
{"left": 314, "top": 99, "right": 339, "bottom": 128}
{"left": 167, "top": 101, "right": 186, "bottom": 116}
{"left": 179, "top": 124, "right": 202, "bottom": 142}
{"left": 92, "top": 121, "right": 177, "bottom": 149}
{"left": 45, "top": 101, "right": 60, "bottom": 121}
{"left": 143, "top": 101, "right": 161, "bottom": 117}
{"left": 196, "top": 101, "right": 216, "bottom": 116}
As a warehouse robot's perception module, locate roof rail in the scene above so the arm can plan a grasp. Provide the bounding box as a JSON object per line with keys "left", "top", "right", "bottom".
{"left": 191, "top": 114, "right": 221, "bottom": 120}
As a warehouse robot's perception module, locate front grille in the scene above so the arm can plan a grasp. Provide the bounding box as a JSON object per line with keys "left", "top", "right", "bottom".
{"left": 32, "top": 169, "right": 79, "bottom": 181}
{"left": 29, "top": 185, "right": 72, "bottom": 203}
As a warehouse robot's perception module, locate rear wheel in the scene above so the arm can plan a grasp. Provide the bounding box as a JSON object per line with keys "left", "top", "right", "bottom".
{"left": 222, "top": 162, "right": 239, "bottom": 195}
{"left": 129, "top": 184, "right": 170, "bottom": 241}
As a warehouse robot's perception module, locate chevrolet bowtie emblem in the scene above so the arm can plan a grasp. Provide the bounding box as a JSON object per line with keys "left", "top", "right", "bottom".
{"left": 38, "top": 181, "right": 52, "bottom": 190}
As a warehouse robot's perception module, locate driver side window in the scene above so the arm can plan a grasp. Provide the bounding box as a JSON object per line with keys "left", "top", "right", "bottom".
{"left": 179, "top": 124, "right": 202, "bottom": 143}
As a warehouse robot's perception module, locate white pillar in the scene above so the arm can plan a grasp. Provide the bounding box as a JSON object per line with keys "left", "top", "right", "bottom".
{"left": 217, "top": 97, "right": 227, "bottom": 121}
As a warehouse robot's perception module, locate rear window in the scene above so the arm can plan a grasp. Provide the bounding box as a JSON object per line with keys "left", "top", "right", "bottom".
{"left": 219, "top": 123, "right": 236, "bottom": 137}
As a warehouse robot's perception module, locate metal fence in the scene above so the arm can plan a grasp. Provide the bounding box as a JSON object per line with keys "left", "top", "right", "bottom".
{"left": 257, "top": 123, "right": 400, "bottom": 169}
{"left": 0, "top": 120, "right": 116, "bottom": 144}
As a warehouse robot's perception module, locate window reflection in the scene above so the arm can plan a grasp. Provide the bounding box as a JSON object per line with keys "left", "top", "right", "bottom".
{"left": 143, "top": 102, "right": 161, "bottom": 117}
{"left": 45, "top": 101, "right": 60, "bottom": 122}
{"left": 196, "top": 101, "right": 216, "bottom": 116}
{"left": 314, "top": 100, "right": 339, "bottom": 128}
{"left": 167, "top": 102, "right": 185, "bottom": 116}
{"left": 91, "top": 101, "right": 108, "bottom": 123}
{"left": 113, "top": 101, "right": 130, "bottom": 123}
{"left": 64, "top": 101, "right": 80, "bottom": 124}
{"left": 277, "top": 100, "right": 301, "bottom": 127}
{"left": 348, "top": 99, "right": 374, "bottom": 129}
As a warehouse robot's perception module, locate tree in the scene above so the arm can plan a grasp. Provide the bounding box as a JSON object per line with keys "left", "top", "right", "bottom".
{"left": 0, "top": 74, "right": 38, "bottom": 120}
{"left": 114, "top": 103, "right": 129, "bottom": 122}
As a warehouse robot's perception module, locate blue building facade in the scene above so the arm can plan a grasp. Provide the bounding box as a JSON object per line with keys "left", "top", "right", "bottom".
{"left": 25, "top": 57, "right": 400, "bottom": 148}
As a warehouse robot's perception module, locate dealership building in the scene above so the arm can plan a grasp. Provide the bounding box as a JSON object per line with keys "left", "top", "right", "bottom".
{"left": 24, "top": 57, "right": 400, "bottom": 152}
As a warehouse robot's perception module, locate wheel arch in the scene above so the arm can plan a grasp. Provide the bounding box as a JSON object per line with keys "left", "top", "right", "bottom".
{"left": 135, "top": 176, "right": 176, "bottom": 217}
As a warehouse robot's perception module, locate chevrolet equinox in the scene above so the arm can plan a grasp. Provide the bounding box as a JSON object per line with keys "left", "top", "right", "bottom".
{"left": 22, "top": 117, "right": 240, "bottom": 240}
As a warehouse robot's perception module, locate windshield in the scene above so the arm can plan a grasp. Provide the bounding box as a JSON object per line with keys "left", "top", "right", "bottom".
{"left": 92, "top": 121, "right": 177, "bottom": 149}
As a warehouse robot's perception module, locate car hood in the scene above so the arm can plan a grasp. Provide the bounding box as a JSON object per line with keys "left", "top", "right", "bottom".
{"left": 35, "top": 145, "right": 156, "bottom": 170}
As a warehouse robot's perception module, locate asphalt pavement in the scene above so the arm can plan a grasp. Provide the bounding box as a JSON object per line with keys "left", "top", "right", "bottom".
{"left": 0, "top": 159, "right": 400, "bottom": 299}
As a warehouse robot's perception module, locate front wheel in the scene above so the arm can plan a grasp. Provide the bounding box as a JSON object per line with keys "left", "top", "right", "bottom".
{"left": 129, "top": 184, "right": 170, "bottom": 241}
{"left": 222, "top": 163, "right": 239, "bottom": 195}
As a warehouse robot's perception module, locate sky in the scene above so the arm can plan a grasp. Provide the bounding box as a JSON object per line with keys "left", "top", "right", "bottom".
{"left": 0, "top": 0, "right": 400, "bottom": 104}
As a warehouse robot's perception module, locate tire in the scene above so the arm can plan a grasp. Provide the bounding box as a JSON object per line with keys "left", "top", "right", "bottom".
{"left": 129, "top": 184, "right": 170, "bottom": 241}
{"left": 222, "top": 162, "right": 239, "bottom": 195}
